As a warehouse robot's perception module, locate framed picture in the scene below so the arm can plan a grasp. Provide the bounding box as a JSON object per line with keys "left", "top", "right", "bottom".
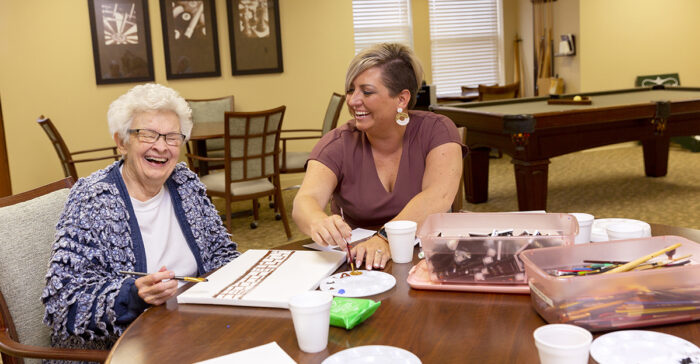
{"left": 160, "top": 0, "right": 221, "bottom": 79}
{"left": 87, "top": 0, "right": 155, "bottom": 85}
{"left": 227, "top": 0, "right": 283, "bottom": 75}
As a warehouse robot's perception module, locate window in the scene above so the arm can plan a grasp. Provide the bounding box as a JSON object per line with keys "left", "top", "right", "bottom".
{"left": 352, "top": 0, "right": 413, "bottom": 55}
{"left": 429, "top": 0, "right": 504, "bottom": 96}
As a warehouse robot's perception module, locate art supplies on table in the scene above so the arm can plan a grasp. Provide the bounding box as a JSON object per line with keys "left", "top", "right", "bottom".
{"left": 417, "top": 213, "right": 576, "bottom": 290}
{"left": 329, "top": 297, "right": 381, "bottom": 330}
{"left": 590, "top": 218, "right": 651, "bottom": 242}
{"left": 320, "top": 270, "right": 396, "bottom": 297}
{"left": 520, "top": 236, "right": 700, "bottom": 331}
{"left": 406, "top": 260, "right": 530, "bottom": 294}
{"left": 322, "top": 345, "right": 421, "bottom": 364}
{"left": 589, "top": 330, "right": 700, "bottom": 364}
{"left": 303, "top": 228, "right": 419, "bottom": 252}
{"left": 177, "top": 249, "right": 345, "bottom": 308}
{"left": 193, "top": 342, "right": 296, "bottom": 364}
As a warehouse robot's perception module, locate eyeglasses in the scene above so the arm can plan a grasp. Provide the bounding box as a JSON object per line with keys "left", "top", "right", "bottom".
{"left": 127, "top": 129, "right": 185, "bottom": 146}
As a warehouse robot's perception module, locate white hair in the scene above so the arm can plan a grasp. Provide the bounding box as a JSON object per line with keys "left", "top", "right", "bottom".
{"left": 107, "top": 83, "right": 192, "bottom": 143}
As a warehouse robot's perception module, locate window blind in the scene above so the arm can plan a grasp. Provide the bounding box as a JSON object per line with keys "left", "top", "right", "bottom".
{"left": 429, "top": 0, "right": 504, "bottom": 96}
{"left": 352, "top": 0, "right": 413, "bottom": 55}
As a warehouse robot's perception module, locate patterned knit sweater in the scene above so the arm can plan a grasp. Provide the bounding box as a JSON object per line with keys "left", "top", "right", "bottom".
{"left": 42, "top": 161, "right": 239, "bottom": 355}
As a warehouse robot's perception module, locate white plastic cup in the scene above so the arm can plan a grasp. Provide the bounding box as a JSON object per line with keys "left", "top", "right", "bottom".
{"left": 385, "top": 220, "right": 417, "bottom": 264}
{"left": 606, "top": 222, "right": 645, "bottom": 241}
{"left": 569, "top": 213, "right": 594, "bottom": 244}
{"left": 533, "top": 324, "right": 592, "bottom": 364}
{"left": 288, "top": 291, "right": 333, "bottom": 353}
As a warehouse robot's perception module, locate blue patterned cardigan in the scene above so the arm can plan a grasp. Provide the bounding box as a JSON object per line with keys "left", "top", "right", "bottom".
{"left": 42, "top": 161, "right": 240, "bottom": 352}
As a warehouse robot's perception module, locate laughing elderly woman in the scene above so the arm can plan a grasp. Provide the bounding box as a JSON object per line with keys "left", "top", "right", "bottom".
{"left": 42, "top": 84, "right": 240, "bottom": 354}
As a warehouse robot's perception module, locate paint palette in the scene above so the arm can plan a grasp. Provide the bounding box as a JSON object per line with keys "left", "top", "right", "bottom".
{"left": 320, "top": 270, "right": 396, "bottom": 297}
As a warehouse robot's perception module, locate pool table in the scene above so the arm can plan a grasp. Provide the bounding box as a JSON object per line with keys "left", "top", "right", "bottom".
{"left": 431, "top": 86, "right": 700, "bottom": 211}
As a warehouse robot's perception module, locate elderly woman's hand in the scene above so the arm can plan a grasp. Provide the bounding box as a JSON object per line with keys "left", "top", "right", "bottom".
{"left": 309, "top": 214, "right": 353, "bottom": 250}
{"left": 135, "top": 266, "right": 178, "bottom": 306}
{"left": 351, "top": 235, "right": 390, "bottom": 270}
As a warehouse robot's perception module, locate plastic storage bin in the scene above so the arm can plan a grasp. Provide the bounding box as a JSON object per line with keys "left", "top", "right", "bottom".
{"left": 418, "top": 213, "right": 577, "bottom": 285}
{"left": 520, "top": 235, "right": 700, "bottom": 331}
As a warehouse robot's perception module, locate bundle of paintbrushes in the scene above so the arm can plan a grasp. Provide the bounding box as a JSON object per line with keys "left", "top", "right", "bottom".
{"left": 546, "top": 243, "right": 692, "bottom": 277}
{"left": 534, "top": 287, "right": 700, "bottom": 331}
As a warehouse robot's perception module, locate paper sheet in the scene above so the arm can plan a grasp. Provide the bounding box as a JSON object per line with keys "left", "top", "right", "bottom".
{"left": 302, "top": 227, "right": 377, "bottom": 251}
{"left": 194, "top": 342, "right": 296, "bottom": 364}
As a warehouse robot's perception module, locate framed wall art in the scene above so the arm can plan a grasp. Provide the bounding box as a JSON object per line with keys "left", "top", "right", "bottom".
{"left": 87, "top": 0, "right": 155, "bottom": 84}
{"left": 227, "top": 0, "right": 283, "bottom": 75}
{"left": 160, "top": 0, "right": 221, "bottom": 79}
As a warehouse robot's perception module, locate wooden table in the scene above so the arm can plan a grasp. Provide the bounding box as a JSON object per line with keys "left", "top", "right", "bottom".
{"left": 431, "top": 86, "right": 700, "bottom": 211}
{"left": 107, "top": 224, "right": 700, "bottom": 363}
{"left": 188, "top": 122, "right": 225, "bottom": 175}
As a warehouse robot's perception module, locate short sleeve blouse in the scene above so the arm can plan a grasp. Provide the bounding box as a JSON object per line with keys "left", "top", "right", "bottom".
{"left": 308, "top": 110, "right": 467, "bottom": 229}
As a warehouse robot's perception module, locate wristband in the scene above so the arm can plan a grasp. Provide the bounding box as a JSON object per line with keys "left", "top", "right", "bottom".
{"left": 376, "top": 226, "right": 388, "bottom": 242}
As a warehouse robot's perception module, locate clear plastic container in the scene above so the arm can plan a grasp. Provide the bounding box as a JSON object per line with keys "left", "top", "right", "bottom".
{"left": 520, "top": 235, "right": 700, "bottom": 331}
{"left": 418, "top": 213, "right": 577, "bottom": 285}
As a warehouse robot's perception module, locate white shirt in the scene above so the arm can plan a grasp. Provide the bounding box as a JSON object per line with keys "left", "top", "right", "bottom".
{"left": 124, "top": 173, "right": 198, "bottom": 284}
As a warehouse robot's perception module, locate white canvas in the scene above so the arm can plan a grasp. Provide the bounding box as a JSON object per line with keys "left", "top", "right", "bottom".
{"left": 177, "top": 249, "right": 346, "bottom": 308}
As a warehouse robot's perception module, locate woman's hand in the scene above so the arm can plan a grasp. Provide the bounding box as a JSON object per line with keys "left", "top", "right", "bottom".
{"left": 309, "top": 214, "right": 352, "bottom": 250}
{"left": 351, "top": 235, "right": 391, "bottom": 270}
{"left": 134, "top": 266, "right": 178, "bottom": 305}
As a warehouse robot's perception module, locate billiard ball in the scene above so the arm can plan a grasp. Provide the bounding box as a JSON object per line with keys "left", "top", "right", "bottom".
{"left": 573, "top": 95, "right": 582, "bottom": 101}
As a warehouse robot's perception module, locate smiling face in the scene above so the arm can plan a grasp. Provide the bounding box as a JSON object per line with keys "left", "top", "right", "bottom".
{"left": 115, "top": 109, "right": 182, "bottom": 198}
{"left": 346, "top": 67, "right": 407, "bottom": 132}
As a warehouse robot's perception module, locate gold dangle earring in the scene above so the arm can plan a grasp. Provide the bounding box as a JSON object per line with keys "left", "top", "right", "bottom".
{"left": 395, "top": 107, "right": 410, "bottom": 126}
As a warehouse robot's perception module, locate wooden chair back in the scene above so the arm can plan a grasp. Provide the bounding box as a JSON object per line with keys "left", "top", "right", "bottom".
{"left": 321, "top": 92, "right": 346, "bottom": 135}
{"left": 186, "top": 96, "right": 235, "bottom": 174}
{"left": 37, "top": 116, "right": 119, "bottom": 181}
{"left": 477, "top": 82, "right": 520, "bottom": 101}
{"left": 0, "top": 177, "right": 109, "bottom": 363}
{"left": 223, "top": 106, "right": 286, "bottom": 184}
{"left": 280, "top": 92, "right": 345, "bottom": 174}
{"left": 37, "top": 117, "right": 77, "bottom": 180}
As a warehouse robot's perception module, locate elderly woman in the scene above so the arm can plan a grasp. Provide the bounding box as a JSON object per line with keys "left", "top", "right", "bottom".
{"left": 292, "top": 43, "right": 466, "bottom": 270}
{"left": 42, "top": 84, "right": 239, "bottom": 352}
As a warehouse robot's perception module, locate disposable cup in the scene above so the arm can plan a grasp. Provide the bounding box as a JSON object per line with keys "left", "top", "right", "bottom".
{"left": 533, "top": 324, "right": 592, "bottom": 364}
{"left": 288, "top": 291, "right": 333, "bottom": 353}
{"left": 385, "top": 220, "right": 417, "bottom": 264}
{"left": 606, "top": 222, "right": 645, "bottom": 241}
{"left": 569, "top": 213, "right": 594, "bottom": 244}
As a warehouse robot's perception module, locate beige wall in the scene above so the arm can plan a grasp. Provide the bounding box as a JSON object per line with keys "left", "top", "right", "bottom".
{"left": 4, "top": 0, "right": 699, "bottom": 193}
{"left": 0, "top": 0, "right": 355, "bottom": 193}
{"left": 580, "top": 0, "right": 700, "bottom": 91}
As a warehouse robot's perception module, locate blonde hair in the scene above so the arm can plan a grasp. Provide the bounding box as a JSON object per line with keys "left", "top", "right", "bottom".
{"left": 345, "top": 43, "right": 424, "bottom": 109}
{"left": 107, "top": 83, "right": 192, "bottom": 143}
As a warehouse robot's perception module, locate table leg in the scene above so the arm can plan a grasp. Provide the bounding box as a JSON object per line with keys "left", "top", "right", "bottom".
{"left": 512, "top": 159, "right": 550, "bottom": 211}
{"left": 642, "top": 136, "right": 670, "bottom": 177}
{"left": 465, "top": 147, "right": 490, "bottom": 203}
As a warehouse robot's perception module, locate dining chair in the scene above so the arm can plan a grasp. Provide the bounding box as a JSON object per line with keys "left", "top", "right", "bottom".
{"left": 185, "top": 95, "right": 235, "bottom": 175}
{"left": 477, "top": 82, "right": 520, "bottom": 101}
{"left": 0, "top": 177, "right": 110, "bottom": 364}
{"left": 37, "top": 116, "right": 119, "bottom": 181}
{"left": 190, "top": 106, "right": 292, "bottom": 238}
{"left": 279, "top": 92, "right": 345, "bottom": 175}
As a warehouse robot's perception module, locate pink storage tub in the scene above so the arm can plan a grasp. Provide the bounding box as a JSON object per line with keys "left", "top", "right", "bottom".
{"left": 520, "top": 235, "right": 700, "bottom": 331}
{"left": 417, "top": 213, "right": 577, "bottom": 288}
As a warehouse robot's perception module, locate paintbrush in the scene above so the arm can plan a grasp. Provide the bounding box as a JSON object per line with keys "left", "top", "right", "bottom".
{"left": 340, "top": 208, "right": 359, "bottom": 274}
{"left": 119, "top": 270, "right": 208, "bottom": 283}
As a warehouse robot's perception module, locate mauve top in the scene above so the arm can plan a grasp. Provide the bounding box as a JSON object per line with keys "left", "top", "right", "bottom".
{"left": 308, "top": 110, "right": 467, "bottom": 229}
